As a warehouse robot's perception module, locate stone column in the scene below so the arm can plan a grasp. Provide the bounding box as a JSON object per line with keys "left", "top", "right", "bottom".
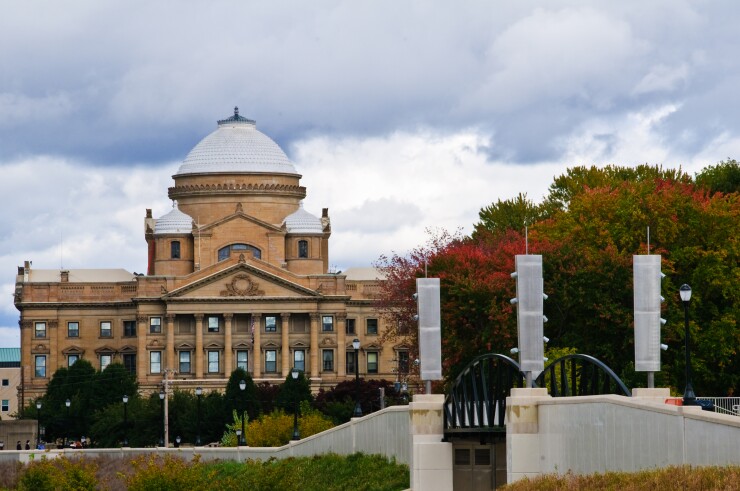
{"left": 281, "top": 313, "right": 291, "bottom": 377}
{"left": 165, "top": 314, "right": 176, "bottom": 371}
{"left": 337, "top": 313, "right": 347, "bottom": 377}
{"left": 409, "top": 394, "right": 453, "bottom": 491}
{"left": 252, "top": 314, "right": 262, "bottom": 378}
{"left": 506, "top": 387, "right": 550, "bottom": 484}
{"left": 224, "top": 314, "right": 233, "bottom": 375}
{"left": 194, "top": 314, "right": 204, "bottom": 378}
{"left": 309, "top": 313, "right": 320, "bottom": 379}
{"left": 136, "top": 315, "right": 148, "bottom": 379}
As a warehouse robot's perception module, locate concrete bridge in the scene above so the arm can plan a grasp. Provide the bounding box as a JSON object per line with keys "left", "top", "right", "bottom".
{"left": 0, "top": 390, "right": 738, "bottom": 490}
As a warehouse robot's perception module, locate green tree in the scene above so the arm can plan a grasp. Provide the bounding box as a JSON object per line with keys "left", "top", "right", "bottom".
{"left": 695, "top": 158, "right": 740, "bottom": 194}
{"left": 276, "top": 371, "right": 312, "bottom": 414}
{"left": 224, "top": 368, "right": 261, "bottom": 423}
{"left": 474, "top": 192, "right": 547, "bottom": 238}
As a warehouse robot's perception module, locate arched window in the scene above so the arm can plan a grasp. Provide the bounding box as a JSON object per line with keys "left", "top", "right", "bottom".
{"left": 218, "top": 243, "right": 262, "bottom": 261}
{"left": 298, "top": 240, "right": 308, "bottom": 258}
{"left": 171, "top": 241, "right": 181, "bottom": 259}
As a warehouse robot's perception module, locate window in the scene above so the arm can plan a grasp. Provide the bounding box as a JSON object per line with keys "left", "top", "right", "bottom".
{"left": 346, "top": 319, "right": 356, "bottom": 335}
{"left": 171, "top": 240, "right": 181, "bottom": 259}
{"left": 123, "top": 354, "right": 136, "bottom": 375}
{"left": 346, "top": 351, "right": 356, "bottom": 374}
{"left": 35, "top": 355, "right": 47, "bottom": 378}
{"left": 366, "top": 318, "right": 378, "bottom": 335}
{"left": 218, "top": 243, "right": 262, "bottom": 261}
{"left": 322, "top": 316, "right": 334, "bottom": 332}
{"left": 100, "top": 321, "right": 112, "bottom": 337}
{"left": 322, "top": 350, "right": 334, "bottom": 372}
{"left": 1, "top": 400, "right": 8, "bottom": 412}
{"left": 237, "top": 350, "right": 248, "bottom": 371}
{"left": 67, "top": 321, "right": 79, "bottom": 338}
{"left": 35, "top": 322, "right": 46, "bottom": 338}
{"left": 179, "top": 351, "right": 191, "bottom": 373}
{"left": 265, "top": 316, "right": 277, "bottom": 332}
{"left": 123, "top": 320, "right": 136, "bottom": 337}
{"left": 150, "top": 317, "right": 162, "bottom": 334}
{"left": 398, "top": 351, "right": 409, "bottom": 374}
{"left": 265, "top": 350, "right": 277, "bottom": 372}
{"left": 208, "top": 351, "right": 220, "bottom": 373}
{"left": 367, "top": 352, "right": 378, "bottom": 374}
{"left": 68, "top": 354, "right": 79, "bottom": 367}
{"left": 298, "top": 240, "right": 308, "bottom": 258}
{"left": 150, "top": 351, "right": 162, "bottom": 374}
{"left": 1, "top": 379, "right": 8, "bottom": 386}
{"left": 100, "top": 354, "right": 112, "bottom": 371}
{"left": 207, "top": 316, "right": 220, "bottom": 333}
{"left": 294, "top": 350, "right": 305, "bottom": 372}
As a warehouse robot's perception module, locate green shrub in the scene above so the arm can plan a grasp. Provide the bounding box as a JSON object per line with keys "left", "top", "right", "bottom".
{"left": 17, "top": 456, "right": 98, "bottom": 490}
{"left": 501, "top": 465, "right": 740, "bottom": 491}
{"left": 120, "top": 454, "right": 212, "bottom": 491}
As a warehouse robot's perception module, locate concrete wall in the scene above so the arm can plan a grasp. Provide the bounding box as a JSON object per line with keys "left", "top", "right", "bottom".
{"left": 507, "top": 388, "right": 740, "bottom": 483}
{"left": 0, "top": 405, "right": 411, "bottom": 467}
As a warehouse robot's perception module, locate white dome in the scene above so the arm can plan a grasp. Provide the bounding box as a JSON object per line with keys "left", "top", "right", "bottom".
{"left": 283, "top": 203, "right": 323, "bottom": 234}
{"left": 155, "top": 202, "right": 193, "bottom": 235}
{"left": 175, "top": 108, "right": 297, "bottom": 176}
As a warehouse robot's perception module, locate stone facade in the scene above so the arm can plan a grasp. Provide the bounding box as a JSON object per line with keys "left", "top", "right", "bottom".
{"left": 14, "top": 109, "right": 412, "bottom": 402}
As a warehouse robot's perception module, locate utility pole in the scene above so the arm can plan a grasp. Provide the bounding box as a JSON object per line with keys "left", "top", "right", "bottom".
{"left": 163, "top": 369, "right": 176, "bottom": 447}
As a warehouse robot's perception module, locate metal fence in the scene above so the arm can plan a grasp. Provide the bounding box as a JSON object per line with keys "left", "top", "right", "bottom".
{"left": 697, "top": 397, "right": 740, "bottom": 416}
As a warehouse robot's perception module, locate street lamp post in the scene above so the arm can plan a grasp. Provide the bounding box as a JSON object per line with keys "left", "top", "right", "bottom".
{"left": 239, "top": 379, "right": 247, "bottom": 446}
{"left": 122, "top": 395, "right": 129, "bottom": 446}
{"left": 159, "top": 390, "right": 165, "bottom": 447}
{"left": 65, "top": 399, "right": 71, "bottom": 447}
{"left": 291, "top": 368, "right": 300, "bottom": 441}
{"left": 195, "top": 387, "right": 202, "bottom": 446}
{"left": 680, "top": 284, "right": 697, "bottom": 406}
{"left": 35, "top": 401, "right": 41, "bottom": 449}
{"left": 352, "top": 338, "right": 362, "bottom": 417}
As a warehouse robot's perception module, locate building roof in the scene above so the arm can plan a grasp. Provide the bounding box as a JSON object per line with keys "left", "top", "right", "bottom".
{"left": 0, "top": 348, "right": 21, "bottom": 366}
{"left": 26, "top": 269, "right": 136, "bottom": 283}
{"left": 283, "top": 203, "right": 323, "bottom": 234}
{"left": 155, "top": 201, "right": 194, "bottom": 235}
{"left": 343, "top": 267, "right": 385, "bottom": 281}
{"left": 175, "top": 107, "right": 298, "bottom": 176}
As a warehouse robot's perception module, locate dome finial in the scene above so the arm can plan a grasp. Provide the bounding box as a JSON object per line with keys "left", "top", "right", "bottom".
{"left": 234, "top": 106, "right": 239, "bottom": 117}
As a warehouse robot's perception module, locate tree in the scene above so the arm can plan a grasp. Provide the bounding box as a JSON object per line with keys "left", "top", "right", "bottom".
{"left": 223, "top": 368, "right": 261, "bottom": 423}
{"left": 695, "top": 159, "right": 740, "bottom": 194}
{"left": 276, "top": 371, "right": 312, "bottom": 414}
{"left": 474, "top": 192, "right": 547, "bottom": 238}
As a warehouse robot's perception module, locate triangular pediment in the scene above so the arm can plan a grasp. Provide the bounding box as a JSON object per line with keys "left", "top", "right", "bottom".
{"left": 164, "top": 263, "right": 320, "bottom": 300}
{"left": 62, "top": 345, "right": 85, "bottom": 355}
{"left": 94, "top": 345, "right": 116, "bottom": 355}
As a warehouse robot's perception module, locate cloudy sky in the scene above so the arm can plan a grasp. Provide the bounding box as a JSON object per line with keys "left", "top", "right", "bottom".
{"left": 1, "top": 1, "right": 739, "bottom": 347}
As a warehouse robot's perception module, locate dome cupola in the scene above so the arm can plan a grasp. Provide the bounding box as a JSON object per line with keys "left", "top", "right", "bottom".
{"left": 283, "top": 203, "right": 323, "bottom": 234}
{"left": 154, "top": 201, "right": 194, "bottom": 234}
{"left": 174, "top": 107, "right": 297, "bottom": 176}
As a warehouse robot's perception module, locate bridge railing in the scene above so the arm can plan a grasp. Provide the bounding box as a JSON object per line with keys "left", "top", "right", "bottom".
{"left": 697, "top": 397, "right": 740, "bottom": 416}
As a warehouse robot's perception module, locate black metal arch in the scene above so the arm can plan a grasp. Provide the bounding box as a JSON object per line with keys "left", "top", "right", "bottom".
{"left": 534, "top": 353, "right": 631, "bottom": 397}
{"left": 444, "top": 353, "right": 526, "bottom": 435}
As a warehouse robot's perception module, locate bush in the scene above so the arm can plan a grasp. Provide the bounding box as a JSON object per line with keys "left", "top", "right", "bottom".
{"left": 121, "top": 455, "right": 211, "bottom": 491}
{"left": 17, "top": 456, "right": 97, "bottom": 491}
{"left": 501, "top": 465, "right": 740, "bottom": 491}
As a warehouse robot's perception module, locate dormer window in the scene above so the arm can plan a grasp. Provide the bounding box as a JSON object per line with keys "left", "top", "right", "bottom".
{"left": 298, "top": 240, "right": 308, "bottom": 258}
{"left": 218, "top": 243, "right": 261, "bottom": 261}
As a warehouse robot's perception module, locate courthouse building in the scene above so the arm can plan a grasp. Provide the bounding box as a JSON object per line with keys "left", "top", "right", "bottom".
{"left": 14, "top": 108, "right": 411, "bottom": 402}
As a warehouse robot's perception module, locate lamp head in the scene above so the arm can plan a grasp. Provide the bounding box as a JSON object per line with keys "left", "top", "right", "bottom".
{"left": 123, "top": 395, "right": 129, "bottom": 404}
{"left": 196, "top": 387, "right": 202, "bottom": 396}
{"left": 239, "top": 380, "right": 246, "bottom": 391}
{"left": 159, "top": 390, "right": 165, "bottom": 400}
{"left": 352, "top": 338, "right": 360, "bottom": 350}
{"left": 291, "top": 368, "right": 299, "bottom": 380}
{"left": 679, "top": 284, "right": 692, "bottom": 303}
{"left": 65, "top": 399, "right": 71, "bottom": 408}
{"left": 36, "top": 401, "right": 41, "bottom": 410}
